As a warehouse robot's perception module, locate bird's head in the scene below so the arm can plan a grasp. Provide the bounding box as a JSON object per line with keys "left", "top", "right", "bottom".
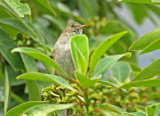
{"left": 64, "top": 22, "right": 86, "bottom": 35}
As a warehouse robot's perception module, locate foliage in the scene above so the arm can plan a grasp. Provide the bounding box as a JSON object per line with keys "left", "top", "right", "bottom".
{"left": 0, "top": 0, "right": 160, "bottom": 116}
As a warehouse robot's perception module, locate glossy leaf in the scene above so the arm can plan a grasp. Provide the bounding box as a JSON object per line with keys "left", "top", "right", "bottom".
{"left": 132, "top": 59, "right": 160, "bottom": 81}
{"left": 6, "top": 101, "right": 46, "bottom": 116}
{"left": 12, "top": 47, "right": 71, "bottom": 79}
{"left": 75, "top": 71, "right": 97, "bottom": 88}
{"left": 4, "top": 0, "right": 31, "bottom": 17}
{"left": 0, "top": 28, "right": 24, "bottom": 71}
{"left": 139, "top": 38, "right": 160, "bottom": 55}
{"left": 17, "top": 72, "right": 74, "bottom": 90}
{"left": 70, "top": 34, "right": 89, "bottom": 74}
{"left": 92, "top": 52, "right": 131, "bottom": 77}
{"left": 129, "top": 28, "right": 160, "bottom": 51}
{"left": 23, "top": 104, "right": 74, "bottom": 116}
{"left": 146, "top": 103, "right": 160, "bottom": 116}
{"left": 4, "top": 67, "right": 9, "bottom": 114}
{"left": 89, "top": 31, "right": 128, "bottom": 74}
{"left": 111, "top": 61, "right": 130, "bottom": 83}
{"left": 121, "top": 79, "right": 160, "bottom": 88}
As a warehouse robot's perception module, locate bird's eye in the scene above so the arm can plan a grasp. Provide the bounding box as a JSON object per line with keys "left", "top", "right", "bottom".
{"left": 71, "top": 24, "right": 74, "bottom": 27}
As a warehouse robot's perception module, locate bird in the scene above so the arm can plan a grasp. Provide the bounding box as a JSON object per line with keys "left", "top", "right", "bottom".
{"left": 53, "top": 22, "right": 86, "bottom": 78}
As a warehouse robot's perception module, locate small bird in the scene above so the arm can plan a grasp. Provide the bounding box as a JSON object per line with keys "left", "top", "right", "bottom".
{"left": 53, "top": 22, "right": 86, "bottom": 78}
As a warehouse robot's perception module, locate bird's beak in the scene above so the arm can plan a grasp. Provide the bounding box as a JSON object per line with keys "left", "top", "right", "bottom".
{"left": 79, "top": 25, "right": 86, "bottom": 28}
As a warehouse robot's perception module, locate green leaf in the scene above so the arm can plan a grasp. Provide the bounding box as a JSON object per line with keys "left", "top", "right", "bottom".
{"left": 23, "top": 104, "right": 74, "bottom": 116}
{"left": 12, "top": 47, "right": 71, "bottom": 79}
{"left": 75, "top": 71, "right": 97, "bottom": 88}
{"left": 139, "top": 38, "right": 160, "bottom": 55}
{"left": 146, "top": 104, "right": 160, "bottom": 116}
{"left": 21, "top": 54, "right": 38, "bottom": 72}
{"left": 43, "top": 15, "right": 65, "bottom": 31}
{"left": 17, "top": 72, "right": 74, "bottom": 90}
{"left": 111, "top": 61, "right": 130, "bottom": 83}
{"left": 11, "top": 92, "right": 24, "bottom": 104}
{"left": 124, "top": 112, "right": 147, "bottom": 116}
{"left": 101, "top": 111, "right": 120, "bottom": 116}
{"left": 4, "top": 67, "right": 9, "bottom": 114}
{"left": 34, "top": 20, "right": 55, "bottom": 47}
{"left": 6, "top": 65, "right": 24, "bottom": 86}
{"left": 152, "top": 0, "right": 160, "bottom": 3}
{"left": 14, "top": 53, "right": 40, "bottom": 101}
{"left": 89, "top": 31, "right": 128, "bottom": 74}
{"left": 0, "top": 18, "right": 34, "bottom": 38}
{"left": 129, "top": 28, "right": 160, "bottom": 51}
{"left": 120, "top": 79, "right": 160, "bottom": 88}
{"left": 0, "top": 18, "right": 46, "bottom": 52}
{"left": 21, "top": 18, "right": 47, "bottom": 51}
{"left": 6, "top": 101, "right": 46, "bottom": 116}
{"left": 92, "top": 53, "right": 131, "bottom": 77}
{"left": 101, "top": 20, "right": 125, "bottom": 34}
{"left": 148, "top": 5, "right": 160, "bottom": 18}
{"left": 4, "top": 0, "right": 31, "bottom": 17}
{"left": 0, "top": 19, "right": 46, "bottom": 52}
{"left": 0, "top": 93, "right": 4, "bottom": 102}
{"left": 87, "top": 0, "right": 98, "bottom": 17}
{"left": 0, "top": 6, "right": 11, "bottom": 18}
{"left": 28, "top": 0, "right": 56, "bottom": 16}
{"left": 131, "top": 112, "right": 147, "bottom": 116}
{"left": 132, "top": 59, "right": 160, "bottom": 81}
{"left": 77, "top": 0, "right": 92, "bottom": 19}
{"left": 130, "top": 63, "right": 141, "bottom": 77}
{"left": 99, "top": 80, "right": 119, "bottom": 88}
{"left": 119, "top": 0, "right": 150, "bottom": 4}
{"left": 119, "top": 0, "right": 160, "bottom": 4}
{"left": 100, "top": 103, "right": 126, "bottom": 114}
{"left": 0, "top": 28, "right": 24, "bottom": 71}
{"left": 126, "top": 3, "right": 147, "bottom": 24}
{"left": 0, "top": 2, "right": 36, "bottom": 37}
{"left": 56, "top": 3, "right": 85, "bottom": 24}
{"left": 70, "top": 34, "right": 89, "bottom": 74}
{"left": 25, "top": 81, "right": 41, "bottom": 101}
